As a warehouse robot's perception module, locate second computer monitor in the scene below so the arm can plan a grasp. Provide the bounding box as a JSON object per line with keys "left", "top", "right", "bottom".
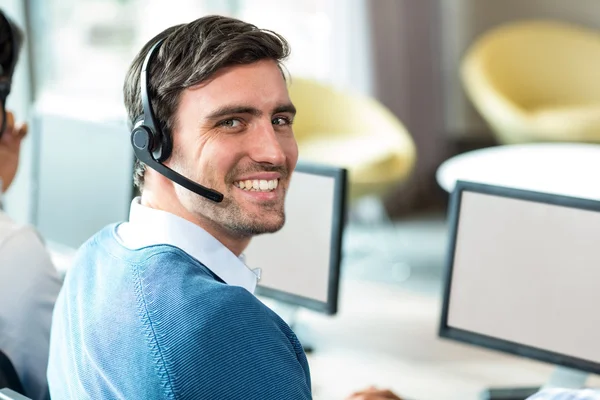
{"left": 440, "top": 180, "right": 600, "bottom": 380}
{"left": 242, "top": 160, "right": 347, "bottom": 315}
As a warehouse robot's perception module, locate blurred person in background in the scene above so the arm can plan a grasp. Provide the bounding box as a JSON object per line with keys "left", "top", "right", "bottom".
{"left": 47, "top": 15, "right": 311, "bottom": 400}
{"left": 0, "top": 10, "right": 62, "bottom": 400}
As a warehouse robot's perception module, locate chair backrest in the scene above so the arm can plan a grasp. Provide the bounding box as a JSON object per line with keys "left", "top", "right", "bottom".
{"left": 463, "top": 20, "right": 600, "bottom": 109}
{"left": 288, "top": 77, "right": 409, "bottom": 140}
{"left": 287, "top": 77, "right": 417, "bottom": 198}
{"left": 0, "top": 350, "right": 24, "bottom": 397}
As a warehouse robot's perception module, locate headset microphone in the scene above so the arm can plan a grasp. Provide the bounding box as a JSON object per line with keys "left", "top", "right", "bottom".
{"left": 130, "top": 38, "right": 224, "bottom": 203}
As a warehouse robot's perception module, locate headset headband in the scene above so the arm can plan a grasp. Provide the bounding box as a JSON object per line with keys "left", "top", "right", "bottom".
{"left": 139, "top": 38, "right": 163, "bottom": 134}
{"left": 130, "top": 37, "right": 224, "bottom": 203}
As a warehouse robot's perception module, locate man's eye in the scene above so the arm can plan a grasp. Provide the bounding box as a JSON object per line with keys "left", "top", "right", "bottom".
{"left": 272, "top": 117, "right": 292, "bottom": 126}
{"left": 219, "top": 119, "right": 241, "bottom": 128}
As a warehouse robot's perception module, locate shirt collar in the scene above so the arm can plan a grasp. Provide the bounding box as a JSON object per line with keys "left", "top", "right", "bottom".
{"left": 117, "top": 197, "right": 259, "bottom": 294}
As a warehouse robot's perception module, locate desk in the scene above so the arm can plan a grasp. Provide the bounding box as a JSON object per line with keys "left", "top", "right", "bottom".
{"left": 436, "top": 143, "right": 600, "bottom": 198}
{"left": 300, "top": 279, "right": 600, "bottom": 400}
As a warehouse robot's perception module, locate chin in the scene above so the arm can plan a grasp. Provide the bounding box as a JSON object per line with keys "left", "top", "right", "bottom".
{"left": 259, "top": 221, "right": 285, "bottom": 234}
{"left": 231, "top": 215, "right": 285, "bottom": 236}
{"left": 253, "top": 216, "right": 285, "bottom": 234}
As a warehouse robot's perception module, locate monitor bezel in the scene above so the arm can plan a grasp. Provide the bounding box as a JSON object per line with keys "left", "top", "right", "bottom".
{"left": 439, "top": 179, "right": 600, "bottom": 376}
{"left": 255, "top": 159, "right": 347, "bottom": 315}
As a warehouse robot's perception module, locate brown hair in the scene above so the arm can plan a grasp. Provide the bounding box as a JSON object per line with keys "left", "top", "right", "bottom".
{"left": 123, "top": 15, "right": 290, "bottom": 190}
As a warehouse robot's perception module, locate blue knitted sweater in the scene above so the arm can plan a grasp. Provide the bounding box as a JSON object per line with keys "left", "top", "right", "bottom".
{"left": 47, "top": 224, "right": 312, "bottom": 399}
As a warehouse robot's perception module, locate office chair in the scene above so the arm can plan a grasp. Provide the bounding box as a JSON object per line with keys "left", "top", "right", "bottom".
{"left": 0, "top": 349, "right": 24, "bottom": 396}
{"left": 462, "top": 20, "right": 600, "bottom": 144}
{"left": 287, "top": 76, "right": 416, "bottom": 207}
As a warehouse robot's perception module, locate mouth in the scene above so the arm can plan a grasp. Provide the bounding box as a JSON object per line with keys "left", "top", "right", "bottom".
{"left": 233, "top": 178, "right": 279, "bottom": 192}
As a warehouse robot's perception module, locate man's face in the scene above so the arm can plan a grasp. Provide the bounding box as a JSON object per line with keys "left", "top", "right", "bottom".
{"left": 169, "top": 59, "right": 298, "bottom": 238}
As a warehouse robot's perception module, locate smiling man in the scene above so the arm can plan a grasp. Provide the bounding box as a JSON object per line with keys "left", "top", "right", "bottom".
{"left": 47, "top": 16, "right": 311, "bottom": 400}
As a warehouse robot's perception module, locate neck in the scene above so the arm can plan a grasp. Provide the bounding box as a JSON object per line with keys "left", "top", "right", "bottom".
{"left": 140, "top": 189, "right": 250, "bottom": 257}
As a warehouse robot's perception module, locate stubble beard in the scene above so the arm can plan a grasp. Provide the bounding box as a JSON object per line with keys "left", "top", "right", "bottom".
{"left": 176, "top": 163, "right": 289, "bottom": 238}
{"left": 180, "top": 185, "right": 287, "bottom": 238}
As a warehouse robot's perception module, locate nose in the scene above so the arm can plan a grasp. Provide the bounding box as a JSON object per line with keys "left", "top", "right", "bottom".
{"left": 248, "top": 121, "right": 287, "bottom": 166}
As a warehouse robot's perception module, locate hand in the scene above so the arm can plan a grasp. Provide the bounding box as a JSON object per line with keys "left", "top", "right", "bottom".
{"left": 0, "top": 111, "right": 28, "bottom": 192}
{"left": 345, "top": 386, "right": 404, "bottom": 400}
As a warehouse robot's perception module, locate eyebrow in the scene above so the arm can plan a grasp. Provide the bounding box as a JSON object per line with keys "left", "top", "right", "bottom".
{"left": 205, "top": 103, "right": 297, "bottom": 121}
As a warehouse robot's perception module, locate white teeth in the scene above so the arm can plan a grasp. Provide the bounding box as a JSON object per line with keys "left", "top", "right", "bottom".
{"left": 234, "top": 178, "right": 279, "bottom": 192}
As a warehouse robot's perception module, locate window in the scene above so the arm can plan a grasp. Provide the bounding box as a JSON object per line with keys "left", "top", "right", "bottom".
{"left": 28, "top": 0, "right": 362, "bottom": 105}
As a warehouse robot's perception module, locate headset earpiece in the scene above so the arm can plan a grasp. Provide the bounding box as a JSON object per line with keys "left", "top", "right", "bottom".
{"left": 131, "top": 123, "right": 153, "bottom": 154}
{"left": 155, "top": 122, "right": 172, "bottom": 163}
{"left": 133, "top": 106, "right": 172, "bottom": 163}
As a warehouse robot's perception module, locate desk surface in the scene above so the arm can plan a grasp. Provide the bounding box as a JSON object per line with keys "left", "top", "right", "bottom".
{"left": 299, "top": 279, "right": 600, "bottom": 400}
{"left": 436, "top": 143, "right": 600, "bottom": 199}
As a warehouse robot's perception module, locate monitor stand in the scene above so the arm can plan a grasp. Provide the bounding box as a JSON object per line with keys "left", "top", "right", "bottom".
{"left": 482, "top": 366, "right": 588, "bottom": 400}
{"left": 268, "top": 302, "right": 315, "bottom": 354}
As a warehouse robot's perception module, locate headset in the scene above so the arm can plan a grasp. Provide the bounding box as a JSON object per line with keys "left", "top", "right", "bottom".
{"left": 130, "top": 38, "right": 224, "bottom": 203}
{"left": 0, "top": 10, "right": 22, "bottom": 138}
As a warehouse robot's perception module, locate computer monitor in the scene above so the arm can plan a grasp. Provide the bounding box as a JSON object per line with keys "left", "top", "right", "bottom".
{"left": 439, "top": 180, "right": 600, "bottom": 399}
{"left": 243, "top": 160, "right": 347, "bottom": 316}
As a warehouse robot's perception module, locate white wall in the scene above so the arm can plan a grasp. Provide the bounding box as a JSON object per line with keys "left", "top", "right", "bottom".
{"left": 328, "top": 0, "right": 373, "bottom": 96}
{"left": 440, "top": 0, "right": 600, "bottom": 139}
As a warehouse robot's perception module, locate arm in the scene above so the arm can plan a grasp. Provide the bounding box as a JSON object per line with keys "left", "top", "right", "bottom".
{"left": 346, "top": 386, "right": 404, "bottom": 400}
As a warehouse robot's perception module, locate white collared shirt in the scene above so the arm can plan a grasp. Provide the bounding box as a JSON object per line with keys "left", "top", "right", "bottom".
{"left": 0, "top": 210, "right": 62, "bottom": 400}
{"left": 115, "top": 197, "right": 259, "bottom": 294}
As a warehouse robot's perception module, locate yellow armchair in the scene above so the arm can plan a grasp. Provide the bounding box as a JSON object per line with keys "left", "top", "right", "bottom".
{"left": 288, "top": 77, "right": 416, "bottom": 201}
{"left": 461, "top": 20, "right": 600, "bottom": 144}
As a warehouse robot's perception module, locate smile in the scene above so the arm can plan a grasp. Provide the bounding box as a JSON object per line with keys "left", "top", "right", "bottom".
{"left": 233, "top": 179, "right": 279, "bottom": 192}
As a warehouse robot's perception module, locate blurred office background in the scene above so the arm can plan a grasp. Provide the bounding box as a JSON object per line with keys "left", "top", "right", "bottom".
{"left": 3, "top": 0, "right": 600, "bottom": 398}
{"left": 5, "top": 0, "right": 597, "bottom": 285}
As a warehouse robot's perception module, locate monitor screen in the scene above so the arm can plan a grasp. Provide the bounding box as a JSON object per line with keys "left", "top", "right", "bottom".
{"left": 242, "top": 161, "right": 346, "bottom": 315}
{"left": 440, "top": 180, "right": 600, "bottom": 374}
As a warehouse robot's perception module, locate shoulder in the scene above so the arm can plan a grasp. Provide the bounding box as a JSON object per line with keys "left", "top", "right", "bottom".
{"left": 149, "top": 284, "right": 312, "bottom": 399}
{"left": 527, "top": 389, "right": 600, "bottom": 400}
{"left": 0, "top": 212, "right": 44, "bottom": 250}
{"left": 0, "top": 215, "right": 59, "bottom": 281}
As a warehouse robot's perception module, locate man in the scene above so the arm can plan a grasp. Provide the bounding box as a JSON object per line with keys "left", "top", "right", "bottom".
{"left": 48, "top": 15, "right": 311, "bottom": 399}
{"left": 0, "top": 10, "right": 62, "bottom": 400}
